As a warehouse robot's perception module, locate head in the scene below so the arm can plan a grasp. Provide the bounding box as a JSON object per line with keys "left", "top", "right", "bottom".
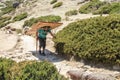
{"left": 43, "top": 26, "right": 50, "bottom": 30}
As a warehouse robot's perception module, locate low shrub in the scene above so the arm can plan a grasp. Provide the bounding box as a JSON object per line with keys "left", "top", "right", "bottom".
{"left": 13, "top": 12, "right": 28, "bottom": 21}
{"left": 54, "top": 14, "right": 120, "bottom": 65}
{"left": 23, "top": 15, "right": 61, "bottom": 27}
{"left": 38, "top": 15, "right": 61, "bottom": 22}
{"left": 50, "top": 0, "right": 57, "bottom": 4}
{"left": 0, "top": 58, "right": 67, "bottom": 80}
{"left": 79, "top": 0, "right": 120, "bottom": 14}
{"left": 0, "top": 58, "right": 16, "bottom": 80}
{"left": 53, "top": 2, "right": 63, "bottom": 8}
{"left": 79, "top": 0, "right": 106, "bottom": 14}
{"left": 1, "top": 6, "right": 15, "bottom": 14}
{"left": 94, "top": 2, "right": 120, "bottom": 14}
{"left": 65, "top": 10, "right": 78, "bottom": 16}
{"left": 17, "top": 61, "right": 67, "bottom": 80}
{"left": 23, "top": 18, "right": 38, "bottom": 27}
{"left": 0, "top": 16, "right": 11, "bottom": 28}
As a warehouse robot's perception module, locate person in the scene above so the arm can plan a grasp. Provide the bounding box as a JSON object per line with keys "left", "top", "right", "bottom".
{"left": 36, "top": 26, "right": 55, "bottom": 56}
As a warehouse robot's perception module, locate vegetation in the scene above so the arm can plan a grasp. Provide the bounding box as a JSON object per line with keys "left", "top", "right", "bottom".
{"left": 53, "top": 2, "right": 63, "bottom": 8}
{"left": 50, "top": 0, "right": 57, "bottom": 4}
{"left": 13, "top": 12, "right": 28, "bottom": 21}
{"left": 94, "top": 2, "right": 120, "bottom": 14}
{"left": 1, "top": 7, "right": 15, "bottom": 14}
{"left": 0, "top": 0, "right": 16, "bottom": 14}
{"left": 0, "top": 58, "right": 16, "bottom": 80}
{"left": 0, "top": 16, "right": 11, "bottom": 28}
{"left": 79, "top": 0, "right": 106, "bottom": 14}
{"left": 17, "top": 61, "right": 67, "bottom": 80}
{"left": 65, "top": 10, "right": 78, "bottom": 16}
{"left": 79, "top": 0, "right": 120, "bottom": 14}
{"left": 23, "top": 15, "right": 61, "bottom": 27}
{"left": 0, "top": 4, "right": 4, "bottom": 7}
{"left": 54, "top": 14, "right": 120, "bottom": 65}
{"left": 0, "top": 58, "right": 67, "bottom": 80}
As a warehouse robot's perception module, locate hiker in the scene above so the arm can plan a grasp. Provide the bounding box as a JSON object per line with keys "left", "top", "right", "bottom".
{"left": 36, "top": 26, "right": 55, "bottom": 56}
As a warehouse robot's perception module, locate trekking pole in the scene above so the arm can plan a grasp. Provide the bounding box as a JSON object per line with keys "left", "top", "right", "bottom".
{"left": 36, "top": 31, "right": 38, "bottom": 54}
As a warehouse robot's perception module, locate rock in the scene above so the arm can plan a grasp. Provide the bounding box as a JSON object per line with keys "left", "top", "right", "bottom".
{"left": 113, "top": 65, "right": 120, "bottom": 70}
{"left": 67, "top": 70, "right": 84, "bottom": 80}
{"left": 67, "top": 70, "right": 117, "bottom": 80}
{"left": 87, "top": 73, "right": 115, "bottom": 80}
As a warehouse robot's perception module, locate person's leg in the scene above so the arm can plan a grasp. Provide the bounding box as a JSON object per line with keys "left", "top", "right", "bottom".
{"left": 42, "top": 39, "right": 46, "bottom": 55}
{"left": 38, "top": 38, "right": 42, "bottom": 54}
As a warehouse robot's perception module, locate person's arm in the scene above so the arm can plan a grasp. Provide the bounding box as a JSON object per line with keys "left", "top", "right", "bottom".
{"left": 49, "top": 31, "right": 56, "bottom": 38}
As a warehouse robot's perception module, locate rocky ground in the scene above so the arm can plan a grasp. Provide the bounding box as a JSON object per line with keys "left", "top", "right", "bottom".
{"left": 0, "top": 0, "right": 120, "bottom": 80}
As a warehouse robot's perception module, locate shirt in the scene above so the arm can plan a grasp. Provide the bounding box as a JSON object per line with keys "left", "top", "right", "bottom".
{"left": 38, "top": 28, "right": 51, "bottom": 39}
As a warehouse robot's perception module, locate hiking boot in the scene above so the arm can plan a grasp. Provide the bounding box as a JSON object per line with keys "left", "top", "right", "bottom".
{"left": 42, "top": 52, "right": 46, "bottom": 56}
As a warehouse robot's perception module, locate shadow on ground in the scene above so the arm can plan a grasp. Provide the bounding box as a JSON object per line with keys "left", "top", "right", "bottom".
{"left": 30, "top": 49, "right": 65, "bottom": 63}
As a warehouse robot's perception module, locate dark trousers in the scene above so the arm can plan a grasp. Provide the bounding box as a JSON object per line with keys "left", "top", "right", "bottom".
{"left": 38, "top": 38, "right": 46, "bottom": 49}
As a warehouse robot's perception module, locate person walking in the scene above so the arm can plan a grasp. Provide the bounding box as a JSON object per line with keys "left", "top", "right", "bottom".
{"left": 36, "top": 26, "right": 55, "bottom": 56}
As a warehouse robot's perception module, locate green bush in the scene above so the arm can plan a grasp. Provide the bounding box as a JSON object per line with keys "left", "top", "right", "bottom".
{"left": 65, "top": 10, "right": 78, "bottom": 16}
{"left": 53, "top": 2, "right": 63, "bottom": 8}
{"left": 4, "top": 1, "right": 13, "bottom": 7}
{"left": 0, "top": 16, "right": 11, "bottom": 22}
{"left": 13, "top": 12, "right": 28, "bottom": 21}
{"left": 0, "top": 58, "right": 67, "bottom": 80}
{"left": 23, "top": 18, "right": 38, "bottom": 27}
{"left": 1, "top": 6, "right": 15, "bottom": 14}
{"left": 50, "top": 0, "right": 57, "bottom": 4}
{"left": 79, "top": 0, "right": 120, "bottom": 14}
{"left": 18, "top": 61, "right": 67, "bottom": 80}
{"left": 0, "top": 58, "right": 16, "bottom": 80}
{"left": 23, "top": 15, "right": 61, "bottom": 27}
{"left": 0, "top": 16, "right": 11, "bottom": 28}
{"left": 38, "top": 15, "right": 61, "bottom": 22}
{"left": 94, "top": 2, "right": 120, "bottom": 14}
{"left": 79, "top": 0, "right": 106, "bottom": 14}
{"left": 54, "top": 14, "right": 120, "bottom": 65}
{"left": 0, "top": 0, "right": 19, "bottom": 15}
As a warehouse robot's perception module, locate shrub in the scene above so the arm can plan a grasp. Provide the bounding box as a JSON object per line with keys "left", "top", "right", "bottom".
{"left": 1, "top": 6, "right": 15, "bottom": 14}
{"left": 53, "top": 2, "right": 63, "bottom": 8}
{"left": 94, "top": 2, "right": 120, "bottom": 14}
{"left": 4, "top": 1, "right": 13, "bottom": 7}
{"left": 23, "top": 15, "right": 61, "bottom": 27}
{"left": 54, "top": 14, "right": 120, "bottom": 65}
{"left": 38, "top": 15, "right": 61, "bottom": 22}
{"left": 79, "top": 0, "right": 120, "bottom": 14}
{"left": 0, "top": 16, "right": 11, "bottom": 22}
{"left": 0, "top": 16, "right": 11, "bottom": 28}
{"left": 79, "top": 0, "right": 106, "bottom": 14}
{"left": 0, "top": 58, "right": 16, "bottom": 80}
{"left": 0, "top": 58, "right": 67, "bottom": 80}
{"left": 13, "top": 12, "right": 28, "bottom": 21}
{"left": 23, "top": 18, "right": 38, "bottom": 27}
{"left": 18, "top": 61, "right": 67, "bottom": 80}
{"left": 50, "top": 0, "right": 57, "bottom": 4}
{"left": 65, "top": 10, "right": 78, "bottom": 16}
